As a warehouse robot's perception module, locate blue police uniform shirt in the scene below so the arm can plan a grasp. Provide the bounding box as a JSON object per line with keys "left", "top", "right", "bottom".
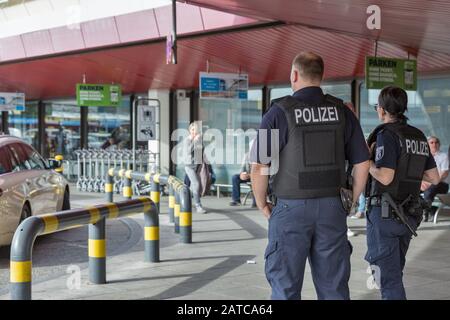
{"left": 374, "top": 129, "right": 436, "bottom": 170}
{"left": 252, "top": 86, "right": 370, "bottom": 165}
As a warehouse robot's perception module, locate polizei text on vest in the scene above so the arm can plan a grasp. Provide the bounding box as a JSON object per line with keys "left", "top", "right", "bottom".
{"left": 295, "top": 106, "right": 339, "bottom": 124}
{"left": 405, "top": 139, "right": 429, "bottom": 156}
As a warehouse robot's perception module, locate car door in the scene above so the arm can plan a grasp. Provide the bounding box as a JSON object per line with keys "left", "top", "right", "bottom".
{"left": 7, "top": 143, "right": 47, "bottom": 215}
{"left": 0, "top": 145, "right": 26, "bottom": 245}
{"left": 20, "top": 143, "right": 59, "bottom": 214}
{"left": 28, "top": 144, "right": 64, "bottom": 212}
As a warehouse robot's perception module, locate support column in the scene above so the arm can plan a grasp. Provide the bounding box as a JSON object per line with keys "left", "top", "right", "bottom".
{"left": 1, "top": 111, "right": 8, "bottom": 134}
{"left": 169, "top": 90, "right": 177, "bottom": 176}
{"left": 38, "top": 101, "right": 46, "bottom": 157}
{"left": 262, "top": 86, "right": 270, "bottom": 115}
{"left": 148, "top": 90, "right": 170, "bottom": 175}
{"left": 80, "top": 106, "right": 88, "bottom": 149}
{"left": 351, "top": 80, "right": 359, "bottom": 117}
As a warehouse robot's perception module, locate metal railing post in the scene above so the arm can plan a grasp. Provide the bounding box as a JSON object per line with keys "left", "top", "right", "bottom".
{"left": 106, "top": 170, "right": 114, "bottom": 202}
{"left": 89, "top": 215, "right": 106, "bottom": 284}
{"left": 174, "top": 191, "right": 180, "bottom": 234}
{"left": 10, "top": 197, "right": 158, "bottom": 300}
{"left": 105, "top": 169, "right": 191, "bottom": 241}
{"left": 10, "top": 217, "right": 44, "bottom": 300}
{"left": 151, "top": 174, "right": 160, "bottom": 212}
{"left": 123, "top": 170, "right": 132, "bottom": 200}
{"left": 168, "top": 184, "right": 175, "bottom": 223}
{"left": 142, "top": 199, "right": 160, "bottom": 262}
{"left": 179, "top": 186, "right": 192, "bottom": 243}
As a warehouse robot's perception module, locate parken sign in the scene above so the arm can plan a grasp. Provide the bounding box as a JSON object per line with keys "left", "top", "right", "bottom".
{"left": 76, "top": 84, "right": 122, "bottom": 107}
{"left": 365, "top": 56, "right": 417, "bottom": 91}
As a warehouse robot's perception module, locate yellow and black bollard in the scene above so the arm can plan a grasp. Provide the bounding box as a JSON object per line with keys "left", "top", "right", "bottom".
{"left": 55, "top": 155, "right": 64, "bottom": 173}
{"left": 10, "top": 198, "right": 159, "bottom": 300}
{"left": 179, "top": 186, "right": 192, "bottom": 243}
{"left": 123, "top": 170, "right": 133, "bottom": 200}
{"left": 10, "top": 215, "right": 51, "bottom": 300}
{"left": 151, "top": 174, "right": 160, "bottom": 212}
{"left": 88, "top": 209, "right": 106, "bottom": 284}
{"left": 168, "top": 184, "right": 175, "bottom": 223}
{"left": 105, "top": 170, "right": 114, "bottom": 203}
{"left": 10, "top": 257, "right": 33, "bottom": 300}
{"left": 141, "top": 197, "right": 160, "bottom": 262}
{"left": 174, "top": 192, "right": 181, "bottom": 234}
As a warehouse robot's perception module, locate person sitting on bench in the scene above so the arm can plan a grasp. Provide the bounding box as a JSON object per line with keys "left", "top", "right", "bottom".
{"left": 421, "top": 136, "right": 449, "bottom": 221}
{"left": 230, "top": 149, "right": 257, "bottom": 207}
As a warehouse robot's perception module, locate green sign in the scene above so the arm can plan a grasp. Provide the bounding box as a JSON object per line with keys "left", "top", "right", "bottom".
{"left": 365, "top": 56, "right": 417, "bottom": 91}
{"left": 76, "top": 84, "right": 122, "bottom": 106}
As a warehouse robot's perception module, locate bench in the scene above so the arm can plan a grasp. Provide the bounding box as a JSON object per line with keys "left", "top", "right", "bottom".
{"left": 213, "top": 183, "right": 251, "bottom": 199}
{"left": 433, "top": 193, "right": 450, "bottom": 224}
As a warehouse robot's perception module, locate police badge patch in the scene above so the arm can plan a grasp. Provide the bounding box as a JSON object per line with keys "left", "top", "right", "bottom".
{"left": 375, "top": 146, "right": 384, "bottom": 161}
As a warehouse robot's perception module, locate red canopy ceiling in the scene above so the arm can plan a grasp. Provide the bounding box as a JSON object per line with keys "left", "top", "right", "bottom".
{"left": 1, "top": 1, "right": 450, "bottom": 100}
{"left": 184, "top": 0, "right": 450, "bottom": 55}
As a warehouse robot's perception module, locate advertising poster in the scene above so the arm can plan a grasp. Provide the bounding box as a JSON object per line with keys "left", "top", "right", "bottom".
{"left": 0, "top": 92, "right": 25, "bottom": 111}
{"left": 199, "top": 72, "right": 248, "bottom": 100}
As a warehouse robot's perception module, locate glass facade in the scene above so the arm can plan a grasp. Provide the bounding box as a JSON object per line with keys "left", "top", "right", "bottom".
{"left": 87, "top": 97, "right": 131, "bottom": 150}
{"left": 8, "top": 102, "right": 39, "bottom": 151}
{"left": 197, "top": 89, "right": 262, "bottom": 185}
{"left": 360, "top": 78, "right": 450, "bottom": 152}
{"left": 44, "top": 102, "right": 81, "bottom": 160}
{"left": 174, "top": 93, "right": 192, "bottom": 179}
{"left": 270, "top": 83, "right": 352, "bottom": 103}
{"left": 4, "top": 77, "right": 450, "bottom": 187}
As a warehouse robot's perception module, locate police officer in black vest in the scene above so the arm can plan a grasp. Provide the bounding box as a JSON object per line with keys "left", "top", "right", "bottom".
{"left": 251, "top": 52, "right": 370, "bottom": 300}
{"left": 365, "top": 86, "right": 440, "bottom": 300}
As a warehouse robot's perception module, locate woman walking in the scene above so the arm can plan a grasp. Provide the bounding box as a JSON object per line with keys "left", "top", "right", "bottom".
{"left": 184, "top": 121, "right": 207, "bottom": 214}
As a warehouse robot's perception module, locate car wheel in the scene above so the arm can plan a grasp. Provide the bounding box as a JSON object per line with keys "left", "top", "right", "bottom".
{"left": 62, "top": 189, "right": 71, "bottom": 211}
{"left": 19, "top": 204, "right": 31, "bottom": 224}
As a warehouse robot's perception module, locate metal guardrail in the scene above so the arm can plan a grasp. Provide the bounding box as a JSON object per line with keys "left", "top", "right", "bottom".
{"left": 106, "top": 169, "right": 192, "bottom": 244}
{"left": 10, "top": 197, "right": 158, "bottom": 300}
{"left": 73, "top": 149, "right": 153, "bottom": 193}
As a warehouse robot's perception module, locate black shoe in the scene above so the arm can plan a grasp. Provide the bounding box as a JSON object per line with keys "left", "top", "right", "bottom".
{"left": 229, "top": 201, "right": 241, "bottom": 206}
{"left": 423, "top": 213, "right": 429, "bottom": 222}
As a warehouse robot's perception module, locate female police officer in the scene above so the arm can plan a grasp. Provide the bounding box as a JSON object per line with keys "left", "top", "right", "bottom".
{"left": 365, "top": 86, "right": 440, "bottom": 300}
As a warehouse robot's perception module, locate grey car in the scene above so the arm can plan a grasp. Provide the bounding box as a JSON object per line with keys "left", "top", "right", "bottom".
{"left": 0, "top": 135, "right": 70, "bottom": 246}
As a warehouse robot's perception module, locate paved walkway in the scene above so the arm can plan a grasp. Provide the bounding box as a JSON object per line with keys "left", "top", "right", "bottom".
{"left": 2, "top": 187, "right": 450, "bottom": 300}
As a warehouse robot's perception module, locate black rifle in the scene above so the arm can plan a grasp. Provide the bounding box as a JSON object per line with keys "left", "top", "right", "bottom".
{"left": 341, "top": 162, "right": 356, "bottom": 215}
{"left": 381, "top": 193, "right": 418, "bottom": 237}
{"left": 340, "top": 187, "right": 354, "bottom": 215}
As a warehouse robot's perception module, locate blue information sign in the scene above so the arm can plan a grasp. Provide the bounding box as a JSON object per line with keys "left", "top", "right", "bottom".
{"left": 0, "top": 92, "right": 25, "bottom": 111}
{"left": 199, "top": 72, "right": 248, "bottom": 100}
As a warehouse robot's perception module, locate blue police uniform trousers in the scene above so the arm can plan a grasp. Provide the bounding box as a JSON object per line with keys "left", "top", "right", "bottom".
{"left": 264, "top": 197, "right": 352, "bottom": 300}
{"left": 365, "top": 206, "right": 419, "bottom": 300}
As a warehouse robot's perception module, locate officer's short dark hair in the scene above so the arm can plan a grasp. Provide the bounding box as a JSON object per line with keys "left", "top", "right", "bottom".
{"left": 378, "top": 86, "right": 409, "bottom": 121}
{"left": 292, "top": 52, "right": 324, "bottom": 82}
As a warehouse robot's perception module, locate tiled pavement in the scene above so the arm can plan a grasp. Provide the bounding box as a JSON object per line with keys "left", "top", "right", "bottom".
{"left": 1, "top": 187, "right": 450, "bottom": 300}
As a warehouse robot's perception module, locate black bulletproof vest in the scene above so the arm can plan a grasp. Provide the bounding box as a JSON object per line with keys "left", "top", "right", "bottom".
{"left": 367, "top": 122, "right": 429, "bottom": 202}
{"left": 271, "top": 94, "right": 347, "bottom": 199}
